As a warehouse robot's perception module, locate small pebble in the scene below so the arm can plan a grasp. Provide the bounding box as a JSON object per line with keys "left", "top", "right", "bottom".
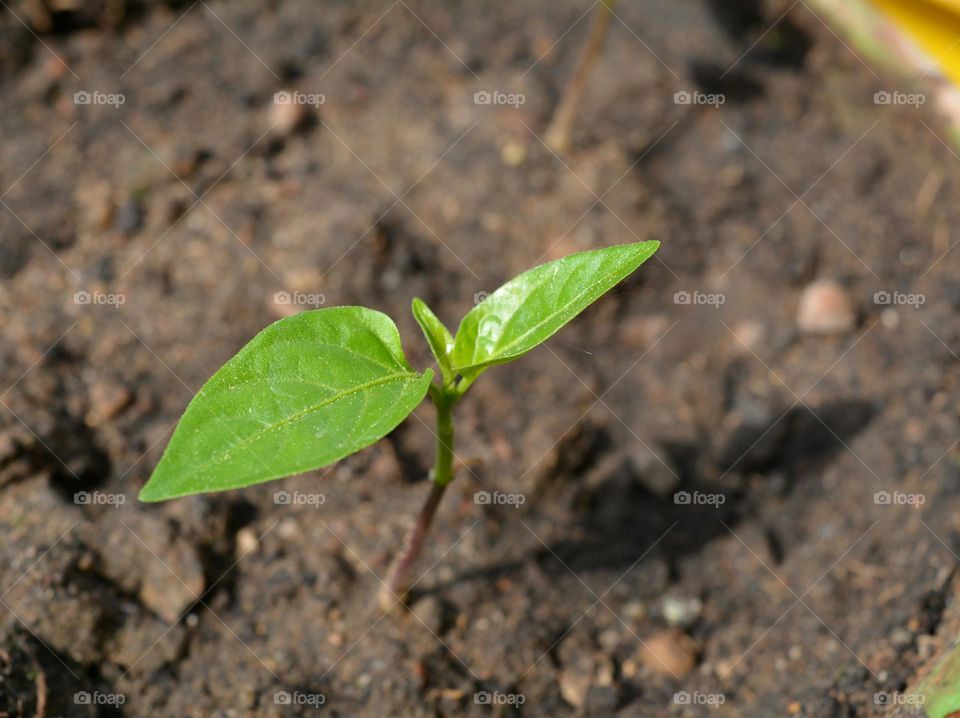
{"left": 235, "top": 527, "right": 259, "bottom": 557}
{"left": 598, "top": 628, "right": 621, "bottom": 652}
{"left": 139, "top": 538, "right": 205, "bottom": 624}
{"left": 889, "top": 627, "right": 912, "bottom": 649}
{"left": 85, "top": 380, "right": 132, "bottom": 426}
{"left": 277, "top": 518, "right": 299, "bottom": 540}
{"left": 917, "top": 634, "right": 939, "bottom": 660}
{"left": 623, "top": 601, "right": 647, "bottom": 622}
{"left": 270, "top": 99, "right": 309, "bottom": 136}
{"left": 558, "top": 654, "right": 594, "bottom": 708}
{"left": 638, "top": 629, "right": 697, "bottom": 677}
{"left": 797, "top": 280, "right": 856, "bottom": 335}
{"left": 661, "top": 595, "right": 702, "bottom": 628}
{"left": 714, "top": 658, "right": 736, "bottom": 679}
{"left": 76, "top": 181, "right": 115, "bottom": 231}
{"left": 283, "top": 267, "right": 323, "bottom": 292}
{"left": 730, "top": 319, "right": 765, "bottom": 354}
{"left": 501, "top": 141, "right": 526, "bottom": 166}
{"left": 169, "top": 148, "right": 209, "bottom": 179}
{"left": 44, "top": 54, "right": 68, "bottom": 80}
{"left": 414, "top": 595, "right": 444, "bottom": 635}
{"left": 628, "top": 446, "right": 680, "bottom": 499}
{"left": 268, "top": 295, "right": 301, "bottom": 319}
{"left": 881, "top": 308, "right": 899, "bottom": 329}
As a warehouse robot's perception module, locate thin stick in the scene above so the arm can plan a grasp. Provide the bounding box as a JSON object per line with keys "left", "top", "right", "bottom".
{"left": 544, "top": 0, "right": 617, "bottom": 154}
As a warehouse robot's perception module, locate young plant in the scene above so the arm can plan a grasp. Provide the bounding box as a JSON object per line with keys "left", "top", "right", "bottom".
{"left": 139, "top": 240, "right": 659, "bottom": 609}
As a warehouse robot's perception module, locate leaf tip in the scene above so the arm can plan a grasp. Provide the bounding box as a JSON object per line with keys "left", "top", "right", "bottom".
{"left": 137, "top": 481, "right": 164, "bottom": 503}
{"left": 138, "top": 465, "right": 182, "bottom": 502}
{"left": 633, "top": 239, "right": 659, "bottom": 257}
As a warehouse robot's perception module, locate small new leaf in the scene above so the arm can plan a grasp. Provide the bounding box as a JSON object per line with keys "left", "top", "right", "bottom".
{"left": 139, "top": 307, "right": 432, "bottom": 502}
{"left": 411, "top": 297, "right": 455, "bottom": 384}
{"left": 451, "top": 240, "right": 659, "bottom": 379}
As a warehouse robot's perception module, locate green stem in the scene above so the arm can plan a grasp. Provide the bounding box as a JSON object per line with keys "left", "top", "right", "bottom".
{"left": 432, "top": 391, "right": 455, "bottom": 486}
{"left": 378, "top": 386, "right": 458, "bottom": 611}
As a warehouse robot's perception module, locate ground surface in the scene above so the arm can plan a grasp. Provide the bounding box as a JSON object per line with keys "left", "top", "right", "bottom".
{"left": 2, "top": 0, "right": 960, "bottom": 716}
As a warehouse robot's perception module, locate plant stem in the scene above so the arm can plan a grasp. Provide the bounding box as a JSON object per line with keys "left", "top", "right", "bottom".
{"left": 379, "top": 390, "right": 456, "bottom": 611}
{"left": 543, "top": 0, "right": 617, "bottom": 154}
{"left": 432, "top": 390, "right": 456, "bottom": 487}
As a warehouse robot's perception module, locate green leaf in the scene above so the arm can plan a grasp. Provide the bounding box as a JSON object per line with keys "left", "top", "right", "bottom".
{"left": 411, "top": 297, "right": 455, "bottom": 384}
{"left": 909, "top": 643, "right": 960, "bottom": 717}
{"left": 140, "top": 307, "right": 432, "bottom": 502}
{"left": 451, "top": 240, "right": 659, "bottom": 379}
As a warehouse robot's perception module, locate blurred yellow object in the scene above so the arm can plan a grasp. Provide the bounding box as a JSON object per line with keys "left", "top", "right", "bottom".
{"left": 870, "top": 0, "right": 960, "bottom": 86}
{"left": 811, "top": 0, "right": 960, "bottom": 141}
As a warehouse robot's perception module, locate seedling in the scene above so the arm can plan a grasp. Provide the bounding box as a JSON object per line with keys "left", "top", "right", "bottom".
{"left": 139, "top": 240, "right": 659, "bottom": 608}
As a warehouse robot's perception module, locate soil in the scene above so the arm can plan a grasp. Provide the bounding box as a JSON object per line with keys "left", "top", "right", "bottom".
{"left": 2, "top": 0, "right": 960, "bottom": 716}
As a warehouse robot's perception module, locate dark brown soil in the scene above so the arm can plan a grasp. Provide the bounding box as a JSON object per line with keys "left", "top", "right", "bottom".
{"left": 2, "top": 0, "right": 960, "bottom": 716}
